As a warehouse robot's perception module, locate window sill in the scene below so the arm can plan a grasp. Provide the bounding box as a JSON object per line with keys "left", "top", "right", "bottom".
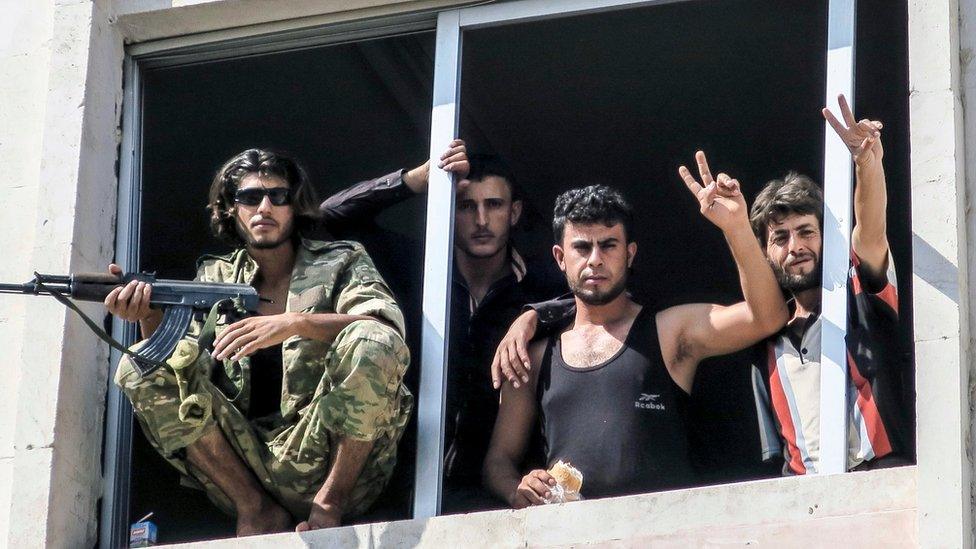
{"left": 164, "top": 466, "right": 916, "bottom": 547}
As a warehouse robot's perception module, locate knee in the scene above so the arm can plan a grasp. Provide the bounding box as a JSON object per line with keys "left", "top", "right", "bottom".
{"left": 333, "top": 319, "right": 409, "bottom": 379}
{"left": 336, "top": 320, "right": 407, "bottom": 357}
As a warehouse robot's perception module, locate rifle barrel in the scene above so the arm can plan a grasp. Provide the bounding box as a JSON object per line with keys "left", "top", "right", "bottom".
{"left": 0, "top": 282, "right": 34, "bottom": 294}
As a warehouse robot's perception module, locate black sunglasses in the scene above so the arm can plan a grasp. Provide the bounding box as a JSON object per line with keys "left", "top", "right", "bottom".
{"left": 234, "top": 187, "right": 293, "bottom": 206}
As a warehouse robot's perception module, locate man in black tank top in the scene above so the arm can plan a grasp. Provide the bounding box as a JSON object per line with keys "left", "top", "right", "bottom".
{"left": 483, "top": 156, "right": 789, "bottom": 507}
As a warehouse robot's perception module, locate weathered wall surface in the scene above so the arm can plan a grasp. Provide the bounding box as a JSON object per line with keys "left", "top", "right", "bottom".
{"left": 959, "top": 0, "right": 976, "bottom": 543}
{"left": 909, "top": 0, "right": 973, "bottom": 546}
{"left": 3, "top": 0, "right": 123, "bottom": 546}
{"left": 166, "top": 467, "right": 918, "bottom": 548}
{"left": 0, "top": 1, "right": 56, "bottom": 544}
{"left": 0, "top": 0, "right": 967, "bottom": 546}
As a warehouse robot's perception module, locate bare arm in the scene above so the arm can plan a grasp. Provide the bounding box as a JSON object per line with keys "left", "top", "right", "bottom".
{"left": 823, "top": 94, "right": 889, "bottom": 280}
{"left": 401, "top": 139, "right": 470, "bottom": 193}
{"left": 212, "top": 312, "right": 374, "bottom": 362}
{"left": 483, "top": 341, "right": 555, "bottom": 508}
{"left": 661, "top": 152, "right": 788, "bottom": 390}
{"left": 317, "top": 140, "right": 468, "bottom": 229}
{"left": 491, "top": 296, "right": 577, "bottom": 389}
{"left": 297, "top": 437, "right": 376, "bottom": 531}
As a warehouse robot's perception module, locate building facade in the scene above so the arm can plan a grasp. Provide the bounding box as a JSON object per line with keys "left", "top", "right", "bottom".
{"left": 0, "top": 0, "right": 971, "bottom": 546}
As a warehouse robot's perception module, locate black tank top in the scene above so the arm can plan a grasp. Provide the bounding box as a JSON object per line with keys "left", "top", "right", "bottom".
{"left": 538, "top": 307, "right": 696, "bottom": 499}
{"left": 247, "top": 344, "right": 283, "bottom": 419}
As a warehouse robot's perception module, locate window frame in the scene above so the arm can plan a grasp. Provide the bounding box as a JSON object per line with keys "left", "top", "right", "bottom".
{"left": 103, "top": 14, "right": 440, "bottom": 548}
{"left": 415, "top": 0, "right": 858, "bottom": 517}
{"left": 106, "top": 0, "right": 864, "bottom": 542}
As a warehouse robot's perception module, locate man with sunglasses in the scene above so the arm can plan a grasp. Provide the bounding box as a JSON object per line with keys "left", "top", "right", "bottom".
{"left": 319, "top": 140, "right": 566, "bottom": 513}
{"left": 109, "top": 149, "right": 412, "bottom": 535}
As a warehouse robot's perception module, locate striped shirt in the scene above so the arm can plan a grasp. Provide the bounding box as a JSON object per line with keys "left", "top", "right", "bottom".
{"left": 465, "top": 248, "right": 527, "bottom": 315}
{"left": 752, "top": 251, "right": 907, "bottom": 474}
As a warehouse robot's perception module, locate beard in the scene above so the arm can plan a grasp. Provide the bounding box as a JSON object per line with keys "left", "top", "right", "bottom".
{"left": 771, "top": 256, "right": 822, "bottom": 293}
{"left": 236, "top": 219, "right": 294, "bottom": 250}
{"left": 568, "top": 271, "right": 628, "bottom": 306}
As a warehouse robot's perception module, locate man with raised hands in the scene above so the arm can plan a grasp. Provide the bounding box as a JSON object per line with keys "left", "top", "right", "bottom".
{"left": 746, "top": 95, "right": 910, "bottom": 474}
{"left": 482, "top": 158, "right": 787, "bottom": 506}
{"left": 320, "top": 140, "right": 565, "bottom": 512}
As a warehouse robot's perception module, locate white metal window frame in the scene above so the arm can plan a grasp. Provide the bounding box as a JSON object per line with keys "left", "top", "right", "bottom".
{"left": 415, "top": 0, "right": 856, "bottom": 516}
{"left": 103, "top": 14, "right": 440, "bottom": 548}
{"left": 105, "top": 0, "right": 858, "bottom": 540}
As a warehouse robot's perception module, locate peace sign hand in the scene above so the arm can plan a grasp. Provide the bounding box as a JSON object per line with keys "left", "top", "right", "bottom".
{"left": 823, "top": 94, "right": 884, "bottom": 167}
{"left": 679, "top": 151, "right": 748, "bottom": 233}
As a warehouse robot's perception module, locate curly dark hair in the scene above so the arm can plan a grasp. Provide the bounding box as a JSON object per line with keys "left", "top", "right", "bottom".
{"left": 207, "top": 149, "right": 321, "bottom": 247}
{"left": 749, "top": 172, "right": 824, "bottom": 245}
{"left": 553, "top": 184, "right": 634, "bottom": 243}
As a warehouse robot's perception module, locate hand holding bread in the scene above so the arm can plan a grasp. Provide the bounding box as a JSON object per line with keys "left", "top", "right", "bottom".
{"left": 544, "top": 461, "right": 583, "bottom": 503}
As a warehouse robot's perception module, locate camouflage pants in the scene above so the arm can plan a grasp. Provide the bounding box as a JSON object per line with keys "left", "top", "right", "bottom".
{"left": 115, "top": 320, "right": 413, "bottom": 520}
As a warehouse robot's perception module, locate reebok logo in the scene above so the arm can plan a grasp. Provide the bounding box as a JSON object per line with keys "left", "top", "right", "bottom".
{"left": 635, "top": 393, "right": 665, "bottom": 411}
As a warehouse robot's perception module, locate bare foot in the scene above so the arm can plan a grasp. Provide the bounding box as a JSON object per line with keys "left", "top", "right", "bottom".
{"left": 295, "top": 501, "right": 342, "bottom": 532}
{"left": 236, "top": 498, "right": 292, "bottom": 537}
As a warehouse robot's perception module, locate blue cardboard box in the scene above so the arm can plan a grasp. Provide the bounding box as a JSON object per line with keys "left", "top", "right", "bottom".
{"left": 129, "top": 520, "right": 157, "bottom": 547}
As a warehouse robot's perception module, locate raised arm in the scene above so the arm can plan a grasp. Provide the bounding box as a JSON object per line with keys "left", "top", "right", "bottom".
{"left": 483, "top": 341, "right": 555, "bottom": 508}
{"left": 658, "top": 151, "right": 788, "bottom": 391}
{"left": 823, "top": 94, "right": 889, "bottom": 280}
{"left": 318, "top": 139, "right": 469, "bottom": 231}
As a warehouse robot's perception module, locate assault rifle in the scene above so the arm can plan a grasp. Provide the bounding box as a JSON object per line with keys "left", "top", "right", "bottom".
{"left": 0, "top": 272, "right": 261, "bottom": 376}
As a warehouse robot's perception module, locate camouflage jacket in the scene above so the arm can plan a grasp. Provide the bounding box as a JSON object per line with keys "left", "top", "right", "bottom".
{"left": 192, "top": 238, "right": 406, "bottom": 421}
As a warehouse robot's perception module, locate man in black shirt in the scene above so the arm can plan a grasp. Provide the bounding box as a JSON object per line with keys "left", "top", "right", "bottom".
{"left": 483, "top": 157, "right": 787, "bottom": 506}
{"left": 320, "top": 141, "right": 565, "bottom": 512}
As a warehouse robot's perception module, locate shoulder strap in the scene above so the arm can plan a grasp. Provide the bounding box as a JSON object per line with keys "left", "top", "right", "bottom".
{"left": 33, "top": 276, "right": 168, "bottom": 371}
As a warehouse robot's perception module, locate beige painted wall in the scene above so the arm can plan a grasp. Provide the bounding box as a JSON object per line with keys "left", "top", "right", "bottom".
{"left": 3, "top": 0, "right": 123, "bottom": 546}
{"left": 0, "top": 0, "right": 968, "bottom": 546}
{"left": 0, "top": 1, "right": 56, "bottom": 544}
{"left": 167, "top": 467, "right": 918, "bottom": 548}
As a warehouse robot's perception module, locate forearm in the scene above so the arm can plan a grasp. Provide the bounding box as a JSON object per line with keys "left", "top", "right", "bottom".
{"left": 526, "top": 295, "right": 575, "bottom": 337}
{"left": 138, "top": 309, "right": 164, "bottom": 339}
{"left": 294, "top": 313, "right": 373, "bottom": 341}
{"left": 402, "top": 162, "right": 429, "bottom": 193}
{"left": 725, "top": 223, "right": 787, "bottom": 328}
{"left": 852, "top": 160, "right": 889, "bottom": 249}
{"left": 318, "top": 170, "right": 416, "bottom": 228}
{"left": 483, "top": 454, "right": 523, "bottom": 505}
{"left": 313, "top": 436, "right": 375, "bottom": 514}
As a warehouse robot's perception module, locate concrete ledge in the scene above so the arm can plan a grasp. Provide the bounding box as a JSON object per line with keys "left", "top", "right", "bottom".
{"left": 114, "top": 0, "right": 480, "bottom": 44}
{"left": 164, "top": 466, "right": 916, "bottom": 547}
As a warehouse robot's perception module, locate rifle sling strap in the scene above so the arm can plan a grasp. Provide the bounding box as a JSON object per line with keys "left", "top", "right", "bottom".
{"left": 33, "top": 276, "right": 169, "bottom": 371}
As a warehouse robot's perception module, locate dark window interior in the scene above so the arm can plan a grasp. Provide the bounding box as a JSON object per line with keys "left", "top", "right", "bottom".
{"left": 135, "top": 31, "right": 435, "bottom": 543}
{"left": 457, "top": 0, "right": 912, "bottom": 483}
{"left": 125, "top": 0, "right": 911, "bottom": 543}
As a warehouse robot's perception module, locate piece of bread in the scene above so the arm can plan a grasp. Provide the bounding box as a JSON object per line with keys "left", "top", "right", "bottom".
{"left": 548, "top": 460, "right": 583, "bottom": 493}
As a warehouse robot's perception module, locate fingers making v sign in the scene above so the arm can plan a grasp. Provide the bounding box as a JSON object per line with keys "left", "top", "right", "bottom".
{"left": 822, "top": 94, "right": 884, "bottom": 167}
{"left": 678, "top": 151, "right": 748, "bottom": 233}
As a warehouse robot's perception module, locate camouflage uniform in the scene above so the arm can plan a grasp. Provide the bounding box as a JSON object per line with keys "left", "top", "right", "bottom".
{"left": 115, "top": 239, "right": 413, "bottom": 520}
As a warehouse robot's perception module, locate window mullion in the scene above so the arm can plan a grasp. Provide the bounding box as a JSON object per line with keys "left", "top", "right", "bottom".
{"left": 817, "top": 0, "right": 857, "bottom": 475}
{"left": 413, "top": 8, "right": 462, "bottom": 519}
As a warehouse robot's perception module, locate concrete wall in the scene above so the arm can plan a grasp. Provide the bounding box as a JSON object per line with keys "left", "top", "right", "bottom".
{"left": 908, "top": 0, "right": 973, "bottom": 546}
{"left": 0, "top": 1, "right": 56, "bottom": 544}
{"left": 2, "top": 0, "right": 123, "bottom": 546}
{"left": 959, "top": 0, "right": 976, "bottom": 539}
{"left": 0, "top": 0, "right": 969, "bottom": 546}
{"left": 167, "top": 467, "right": 917, "bottom": 548}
